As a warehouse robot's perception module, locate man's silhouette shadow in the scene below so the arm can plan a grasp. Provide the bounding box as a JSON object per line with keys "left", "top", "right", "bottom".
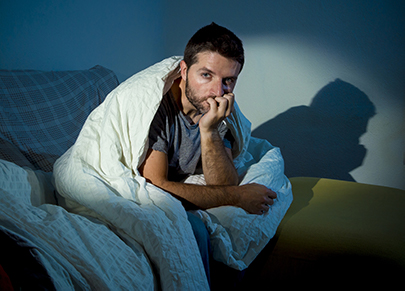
{"left": 252, "top": 79, "right": 376, "bottom": 181}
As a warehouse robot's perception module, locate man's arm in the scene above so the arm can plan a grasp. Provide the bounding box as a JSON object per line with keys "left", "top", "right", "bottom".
{"left": 199, "top": 94, "right": 239, "bottom": 185}
{"left": 138, "top": 149, "right": 276, "bottom": 214}
{"left": 200, "top": 130, "right": 238, "bottom": 186}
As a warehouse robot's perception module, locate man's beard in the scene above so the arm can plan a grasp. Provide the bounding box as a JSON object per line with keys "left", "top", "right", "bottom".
{"left": 185, "top": 78, "right": 211, "bottom": 115}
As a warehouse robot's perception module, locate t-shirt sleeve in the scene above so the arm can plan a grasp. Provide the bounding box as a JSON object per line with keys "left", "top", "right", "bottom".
{"left": 148, "top": 101, "right": 170, "bottom": 154}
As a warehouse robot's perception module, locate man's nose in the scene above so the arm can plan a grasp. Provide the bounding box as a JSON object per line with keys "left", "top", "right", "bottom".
{"left": 211, "top": 81, "right": 227, "bottom": 97}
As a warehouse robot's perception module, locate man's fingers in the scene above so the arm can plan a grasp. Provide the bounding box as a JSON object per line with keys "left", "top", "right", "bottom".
{"left": 213, "top": 96, "right": 229, "bottom": 118}
{"left": 223, "top": 93, "right": 235, "bottom": 116}
{"left": 267, "top": 189, "right": 277, "bottom": 199}
{"left": 214, "top": 93, "right": 234, "bottom": 117}
{"left": 264, "top": 203, "right": 270, "bottom": 212}
{"left": 206, "top": 97, "right": 217, "bottom": 109}
{"left": 214, "top": 96, "right": 228, "bottom": 106}
{"left": 262, "top": 189, "right": 277, "bottom": 214}
{"left": 222, "top": 93, "right": 234, "bottom": 103}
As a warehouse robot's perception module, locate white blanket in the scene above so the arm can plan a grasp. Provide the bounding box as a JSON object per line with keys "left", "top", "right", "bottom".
{"left": 53, "top": 56, "right": 293, "bottom": 290}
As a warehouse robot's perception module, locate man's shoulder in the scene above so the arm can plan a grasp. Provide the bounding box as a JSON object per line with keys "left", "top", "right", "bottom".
{"left": 155, "top": 91, "right": 179, "bottom": 117}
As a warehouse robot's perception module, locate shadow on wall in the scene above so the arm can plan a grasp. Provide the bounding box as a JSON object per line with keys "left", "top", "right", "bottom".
{"left": 252, "top": 79, "right": 376, "bottom": 182}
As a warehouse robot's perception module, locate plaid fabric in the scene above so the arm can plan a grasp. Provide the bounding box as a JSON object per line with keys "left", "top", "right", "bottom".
{"left": 0, "top": 66, "right": 119, "bottom": 172}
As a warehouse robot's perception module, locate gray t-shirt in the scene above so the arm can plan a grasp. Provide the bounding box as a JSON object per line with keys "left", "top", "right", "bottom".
{"left": 148, "top": 91, "right": 231, "bottom": 181}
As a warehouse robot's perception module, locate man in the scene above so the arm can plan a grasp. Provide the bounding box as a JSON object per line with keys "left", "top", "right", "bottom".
{"left": 54, "top": 22, "right": 289, "bottom": 290}
{"left": 138, "top": 22, "right": 277, "bottom": 285}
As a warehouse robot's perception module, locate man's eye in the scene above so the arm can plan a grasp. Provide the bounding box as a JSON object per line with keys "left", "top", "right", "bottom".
{"left": 202, "top": 73, "right": 211, "bottom": 78}
{"left": 224, "top": 78, "right": 235, "bottom": 85}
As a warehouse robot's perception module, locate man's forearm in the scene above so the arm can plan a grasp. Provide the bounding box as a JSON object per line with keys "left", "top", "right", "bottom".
{"left": 155, "top": 178, "right": 277, "bottom": 215}
{"left": 159, "top": 179, "right": 239, "bottom": 210}
{"left": 200, "top": 129, "right": 239, "bottom": 186}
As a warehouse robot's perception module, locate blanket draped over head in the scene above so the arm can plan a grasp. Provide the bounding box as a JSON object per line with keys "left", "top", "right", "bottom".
{"left": 53, "top": 56, "right": 293, "bottom": 290}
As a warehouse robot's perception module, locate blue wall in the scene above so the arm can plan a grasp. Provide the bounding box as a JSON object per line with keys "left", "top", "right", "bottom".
{"left": 0, "top": 0, "right": 164, "bottom": 81}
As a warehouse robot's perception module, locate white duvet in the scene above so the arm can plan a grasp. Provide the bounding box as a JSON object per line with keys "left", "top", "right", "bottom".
{"left": 42, "top": 56, "right": 293, "bottom": 290}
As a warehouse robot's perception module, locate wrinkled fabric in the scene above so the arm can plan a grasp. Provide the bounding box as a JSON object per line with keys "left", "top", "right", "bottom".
{"left": 0, "top": 159, "right": 155, "bottom": 291}
{"left": 53, "top": 56, "right": 293, "bottom": 289}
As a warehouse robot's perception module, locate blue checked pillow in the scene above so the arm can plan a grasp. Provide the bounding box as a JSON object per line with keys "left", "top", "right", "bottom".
{"left": 0, "top": 66, "right": 119, "bottom": 172}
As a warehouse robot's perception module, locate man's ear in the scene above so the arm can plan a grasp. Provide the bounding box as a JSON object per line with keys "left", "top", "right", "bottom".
{"left": 180, "top": 60, "right": 188, "bottom": 81}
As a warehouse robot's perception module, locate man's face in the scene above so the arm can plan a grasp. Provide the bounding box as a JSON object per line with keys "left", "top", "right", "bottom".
{"left": 182, "top": 51, "right": 241, "bottom": 115}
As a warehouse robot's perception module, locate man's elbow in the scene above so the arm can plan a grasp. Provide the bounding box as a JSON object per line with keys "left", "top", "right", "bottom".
{"left": 228, "top": 175, "right": 239, "bottom": 186}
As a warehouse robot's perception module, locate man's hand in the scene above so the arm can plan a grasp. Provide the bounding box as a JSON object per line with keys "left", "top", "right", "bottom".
{"left": 236, "top": 183, "right": 277, "bottom": 215}
{"left": 199, "top": 93, "right": 234, "bottom": 133}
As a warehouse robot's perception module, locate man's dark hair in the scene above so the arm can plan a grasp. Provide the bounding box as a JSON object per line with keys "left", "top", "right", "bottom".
{"left": 184, "top": 22, "right": 244, "bottom": 72}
